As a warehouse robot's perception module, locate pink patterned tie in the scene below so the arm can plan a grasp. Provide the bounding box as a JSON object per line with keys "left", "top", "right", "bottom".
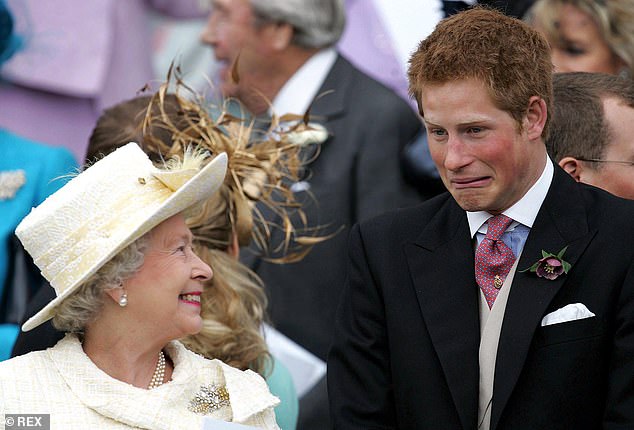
{"left": 475, "top": 215, "right": 516, "bottom": 308}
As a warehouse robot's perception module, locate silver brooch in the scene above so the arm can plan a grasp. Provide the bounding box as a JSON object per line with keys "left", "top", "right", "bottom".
{"left": 188, "top": 384, "right": 230, "bottom": 415}
{"left": 0, "top": 170, "right": 26, "bottom": 200}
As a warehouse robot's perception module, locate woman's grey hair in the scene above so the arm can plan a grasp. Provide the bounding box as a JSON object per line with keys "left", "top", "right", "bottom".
{"left": 250, "top": 0, "right": 345, "bottom": 48}
{"left": 52, "top": 234, "right": 150, "bottom": 333}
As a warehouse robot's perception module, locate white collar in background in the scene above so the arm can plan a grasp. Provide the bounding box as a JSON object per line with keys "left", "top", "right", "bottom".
{"left": 270, "top": 48, "right": 337, "bottom": 117}
{"left": 467, "top": 154, "right": 554, "bottom": 238}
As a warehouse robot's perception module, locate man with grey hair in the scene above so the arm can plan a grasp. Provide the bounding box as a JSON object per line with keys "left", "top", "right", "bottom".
{"left": 201, "top": 1, "right": 422, "bottom": 428}
{"left": 548, "top": 72, "right": 634, "bottom": 200}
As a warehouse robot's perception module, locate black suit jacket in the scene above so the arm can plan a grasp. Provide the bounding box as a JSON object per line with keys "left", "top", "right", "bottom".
{"left": 249, "top": 54, "right": 422, "bottom": 360}
{"left": 328, "top": 166, "right": 634, "bottom": 429}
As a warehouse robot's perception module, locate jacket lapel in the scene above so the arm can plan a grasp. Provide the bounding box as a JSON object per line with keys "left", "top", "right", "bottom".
{"left": 490, "top": 168, "right": 597, "bottom": 429}
{"left": 309, "top": 54, "right": 348, "bottom": 122}
{"left": 404, "top": 198, "right": 480, "bottom": 430}
{"left": 271, "top": 55, "right": 348, "bottom": 190}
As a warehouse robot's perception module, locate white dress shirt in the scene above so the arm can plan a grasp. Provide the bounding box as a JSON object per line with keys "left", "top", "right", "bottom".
{"left": 270, "top": 48, "right": 337, "bottom": 117}
{"left": 467, "top": 155, "right": 554, "bottom": 256}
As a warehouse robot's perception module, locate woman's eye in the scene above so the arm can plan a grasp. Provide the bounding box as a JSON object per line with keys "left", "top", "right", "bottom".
{"left": 563, "top": 44, "right": 585, "bottom": 56}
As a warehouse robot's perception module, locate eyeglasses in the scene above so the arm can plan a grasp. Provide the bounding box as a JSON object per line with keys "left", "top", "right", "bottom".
{"left": 576, "top": 158, "right": 634, "bottom": 167}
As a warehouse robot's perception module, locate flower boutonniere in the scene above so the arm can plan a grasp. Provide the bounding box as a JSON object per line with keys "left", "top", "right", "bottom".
{"left": 521, "top": 246, "right": 572, "bottom": 280}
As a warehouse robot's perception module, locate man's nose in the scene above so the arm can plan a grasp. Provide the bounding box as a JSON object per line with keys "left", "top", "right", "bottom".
{"left": 443, "top": 137, "right": 472, "bottom": 171}
{"left": 200, "top": 14, "right": 218, "bottom": 46}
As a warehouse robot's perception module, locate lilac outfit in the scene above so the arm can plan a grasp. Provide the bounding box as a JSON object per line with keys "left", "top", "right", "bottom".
{"left": 338, "top": 0, "right": 410, "bottom": 103}
{"left": 0, "top": 0, "right": 205, "bottom": 162}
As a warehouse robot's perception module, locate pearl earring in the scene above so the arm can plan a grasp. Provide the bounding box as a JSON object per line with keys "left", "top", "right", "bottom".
{"left": 119, "top": 292, "right": 128, "bottom": 307}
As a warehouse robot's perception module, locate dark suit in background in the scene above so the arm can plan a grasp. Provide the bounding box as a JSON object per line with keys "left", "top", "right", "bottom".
{"left": 443, "top": 0, "right": 535, "bottom": 18}
{"left": 248, "top": 53, "right": 422, "bottom": 430}
{"left": 252, "top": 54, "right": 421, "bottom": 361}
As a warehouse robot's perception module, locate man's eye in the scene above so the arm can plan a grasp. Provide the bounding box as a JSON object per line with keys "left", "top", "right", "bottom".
{"left": 430, "top": 129, "right": 446, "bottom": 137}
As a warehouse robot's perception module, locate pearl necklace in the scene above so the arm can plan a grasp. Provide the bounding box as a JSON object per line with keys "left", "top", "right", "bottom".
{"left": 148, "top": 350, "right": 166, "bottom": 390}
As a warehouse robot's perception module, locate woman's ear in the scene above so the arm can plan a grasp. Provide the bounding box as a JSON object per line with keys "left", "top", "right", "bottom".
{"left": 105, "top": 285, "right": 127, "bottom": 306}
{"left": 524, "top": 96, "right": 548, "bottom": 141}
{"left": 558, "top": 156, "right": 583, "bottom": 182}
{"left": 226, "top": 231, "right": 240, "bottom": 260}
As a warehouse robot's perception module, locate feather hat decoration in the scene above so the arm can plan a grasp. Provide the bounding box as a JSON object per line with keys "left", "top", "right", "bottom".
{"left": 138, "top": 66, "right": 332, "bottom": 263}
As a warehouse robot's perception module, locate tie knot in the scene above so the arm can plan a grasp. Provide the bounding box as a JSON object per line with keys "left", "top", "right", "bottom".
{"left": 485, "top": 214, "right": 513, "bottom": 241}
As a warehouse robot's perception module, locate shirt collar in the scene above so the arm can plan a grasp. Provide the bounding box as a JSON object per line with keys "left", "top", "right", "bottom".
{"left": 270, "top": 48, "right": 337, "bottom": 117}
{"left": 467, "top": 154, "right": 554, "bottom": 238}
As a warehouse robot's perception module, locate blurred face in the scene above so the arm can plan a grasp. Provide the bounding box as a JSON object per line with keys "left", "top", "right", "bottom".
{"left": 580, "top": 97, "right": 634, "bottom": 199}
{"left": 200, "top": 0, "right": 275, "bottom": 108}
{"left": 123, "top": 214, "right": 212, "bottom": 341}
{"left": 422, "top": 79, "right": 546, "bottom": 214}
{"left": 536, "top": 4, "right": 624, "bottom": 74}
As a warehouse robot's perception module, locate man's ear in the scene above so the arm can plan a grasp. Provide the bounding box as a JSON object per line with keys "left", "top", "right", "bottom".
{"left": 266, "top": 22, "right": 293, "bottom": 51}
{"left": 524, "top": 96, "right": 548, "bottom": 140}
{"left": 558, "top": 156, "right": 583, "bottom": 182}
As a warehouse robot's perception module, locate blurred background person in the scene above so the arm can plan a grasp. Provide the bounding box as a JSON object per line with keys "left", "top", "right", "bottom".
{"left": 0, "top": 0, "right": 207, "bottom": 162}
{"left": 0, "top": 143, "right": 283, "bottom": 428}
{"left": 525, "top": 0, "right": 634, "bottom": 77}
{"left": 547, "top": 72, "right": 634, "bottom": 200}
{"left": 200, "top": 1, "right": 428, "bottom": 428}
{"left": 0, "top": 0, "right": 77, "bottom": 361}
{"left": 153, "top": 0, "right": 446, "bottom": 199}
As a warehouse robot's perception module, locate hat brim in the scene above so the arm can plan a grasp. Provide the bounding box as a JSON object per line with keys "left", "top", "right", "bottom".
{"left": 21, "top": 152, "right": 228, "bottom": 332}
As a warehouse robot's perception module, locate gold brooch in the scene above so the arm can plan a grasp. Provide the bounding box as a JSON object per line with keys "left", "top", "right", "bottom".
{"left": 494, "top": 275, "right": 503, "bottom": 289}
{"left": 0, "top": 170, "right": 26, "bottom": 200}
{"left": 188, "top": 384, "right": 230, "bottom": 415}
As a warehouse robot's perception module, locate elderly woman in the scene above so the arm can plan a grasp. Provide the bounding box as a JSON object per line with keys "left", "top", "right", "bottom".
{"left": 10, "top": 79, "right": 327, "bottom": 429}
{"left": 526, "top": 0, "right": 634, "bottom": 77}
{"left": 86, "top": 89, "right": 324, "bottom": 430}
{"left": 0, "top": 142, "right": 280, "bottom": 429}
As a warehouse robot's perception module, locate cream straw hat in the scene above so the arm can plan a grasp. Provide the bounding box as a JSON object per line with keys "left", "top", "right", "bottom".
{"left": 16, "top": 142, "right": 227, "bottom": 331}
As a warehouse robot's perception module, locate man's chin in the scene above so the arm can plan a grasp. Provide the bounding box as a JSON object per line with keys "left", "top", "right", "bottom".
{"left": 450, "top": 190, "right": 492, "bottom": 213}
{"left": 220, "top": 81, "right": 239, "bottom": 99}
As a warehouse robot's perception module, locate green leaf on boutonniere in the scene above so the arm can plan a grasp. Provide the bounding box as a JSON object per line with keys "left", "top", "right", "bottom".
{"left": 520, "top": 246, "right": 571, "bottom": 280}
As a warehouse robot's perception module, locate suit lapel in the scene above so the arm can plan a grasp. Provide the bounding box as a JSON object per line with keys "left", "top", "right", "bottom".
{"left": 490, "top": 168, "right": 597, "bottom": 429}
{"left": 309, "top": 54, "right": 348, "bottom": 122}
{"left": 243, "top": 57, "right": 351, "bottom": 272}
{"left": 277, "top": 55, "right": 349, "bottom": 173}
{"left": 404, "top": 199, "right": 480, "bottom": 430}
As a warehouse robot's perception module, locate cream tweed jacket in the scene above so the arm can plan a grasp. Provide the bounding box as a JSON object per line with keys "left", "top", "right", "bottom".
{"left": 0, "top": 334, "right": 279, "bottom": 429}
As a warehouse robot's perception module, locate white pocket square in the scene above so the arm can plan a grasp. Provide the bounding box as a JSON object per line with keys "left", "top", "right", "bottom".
{"left": 541, "top": 303, "right": 595, "bottom": 327}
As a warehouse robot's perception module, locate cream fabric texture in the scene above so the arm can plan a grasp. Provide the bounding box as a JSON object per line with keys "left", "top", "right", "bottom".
{"left": 0, "top": 334, "right": 279, "bottom": 429}
{"left": 478, "top": 258, "right": 520, "bottom": 430}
